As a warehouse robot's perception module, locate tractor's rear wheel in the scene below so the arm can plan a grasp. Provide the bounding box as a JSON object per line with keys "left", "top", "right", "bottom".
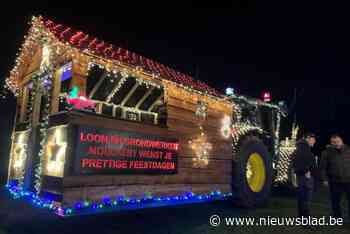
{"left": 232, "top": 137, "right": 272, "bottom": 208}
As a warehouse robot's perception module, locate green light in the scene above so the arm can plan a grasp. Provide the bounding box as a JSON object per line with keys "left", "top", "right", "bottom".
{"left": 69, "top": 86, "right": 79, "bottom": 98}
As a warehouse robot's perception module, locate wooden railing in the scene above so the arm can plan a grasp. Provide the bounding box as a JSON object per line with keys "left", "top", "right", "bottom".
{"left": 94, "top": 101, "right": 159, "bottom": 125}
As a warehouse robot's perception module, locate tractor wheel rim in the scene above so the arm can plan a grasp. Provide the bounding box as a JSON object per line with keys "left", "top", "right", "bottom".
{"left": 246, "top": 152, "right": 266, "bottom": 192}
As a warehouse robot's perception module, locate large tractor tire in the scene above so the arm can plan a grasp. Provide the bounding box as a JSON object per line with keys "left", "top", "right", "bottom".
{"left": 232, "top": 136, "right": 273, "bottom": 208}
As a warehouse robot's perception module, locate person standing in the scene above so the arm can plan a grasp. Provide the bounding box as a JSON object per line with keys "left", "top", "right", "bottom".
{"left": 292, "top": 133, "right": 317, "bottom": 218}
{"left": 320, "top": 134, "right": 350, "bottom": 220}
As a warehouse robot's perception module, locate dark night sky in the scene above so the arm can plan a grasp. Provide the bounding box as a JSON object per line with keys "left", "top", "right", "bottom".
{"left": 0, "top": 1, "right": 349, "bottom": 177}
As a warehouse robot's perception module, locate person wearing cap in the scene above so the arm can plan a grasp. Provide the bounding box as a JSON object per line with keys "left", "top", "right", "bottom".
{"left": 320, "top": 134, "right": 350, "bottom": 220}
{"left": 292, "top": 133, "right": 317, "bottom": 218}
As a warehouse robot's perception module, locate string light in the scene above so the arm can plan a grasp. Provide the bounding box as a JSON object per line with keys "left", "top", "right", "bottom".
{"left": 3, "top": 16, "right": 225, "bottom": 102}
{"left": 274, "top": 125, "right": 299, "bottom": 184}
{"left": 220, "top": 115, "right": 232, "bottom": 139}
{"left": 225, "top": 92, "right": 286, "bottom": 116}
{"left": 189, "top": 131, "right": 213, "bottom": 168}
{"left": 195, "top": 101, "right": 208, "bottom": 120}
{"left": 274, "top": 112, "right": 281, "bottom": 156}
{"left": 231, "top": 122, "right": 263, "bottom": 152}
{"left": 5, "top": 183, "right": 232, "bottom": 216}
{"left": 190, "top": 100, "right": 212, "bottom": 168}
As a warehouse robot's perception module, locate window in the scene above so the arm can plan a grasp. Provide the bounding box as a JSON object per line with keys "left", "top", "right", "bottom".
{"left": 259, "top": 106, "right": 275, "bottom": 133}
{"left": 85, "top": 66, "right": 166, "bottom": 126}
{"left": 60, "top": 62, "right": 72, "bottom": 94}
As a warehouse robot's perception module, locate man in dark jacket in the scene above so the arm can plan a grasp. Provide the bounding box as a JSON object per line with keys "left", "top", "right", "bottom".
{"left": 292, "top": 133, "right": 317, "bottom": 218}
{"left": 320, "top": 134, "right": 350, "bottom": 219}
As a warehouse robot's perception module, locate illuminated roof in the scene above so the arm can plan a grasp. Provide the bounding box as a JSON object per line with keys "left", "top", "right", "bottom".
{"left": 40, "top": 17, "right": 220, "bottom": 96}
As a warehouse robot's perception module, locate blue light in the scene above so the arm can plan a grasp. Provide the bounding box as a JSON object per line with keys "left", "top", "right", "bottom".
{"left": 5, "top": 184, "right": 232, "bottom": 217}
{"left": 225, "top": 87, "right": 234, "bottom": 96}
{"left": 75, "top": 202, "right": 83, "bottom": 209}
{"left": 103, "top": 197, "right": 111, "bottom": 205}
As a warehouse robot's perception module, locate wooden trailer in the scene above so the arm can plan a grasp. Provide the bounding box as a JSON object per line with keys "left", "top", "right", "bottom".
{"left": 5, "top": 16, "right": 289, "bottom": 216}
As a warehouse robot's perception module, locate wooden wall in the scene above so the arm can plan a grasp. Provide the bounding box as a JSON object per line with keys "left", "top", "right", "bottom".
{"left": 9, "top": 40, "right": 233, "bottom": 205}
{"left": 10, "top": 39, "right": 235, "bottom": 206}
{"left": 60, "top": 82, "right": 233, "bottom": 206}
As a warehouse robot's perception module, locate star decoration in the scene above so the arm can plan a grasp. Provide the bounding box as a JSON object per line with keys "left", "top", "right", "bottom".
{"left": 46, "top": 129, "right": 67, "bottom": 176}
{"left": 195, "top": 101, "right": 208, "bottom": 120}
{"left": 13, "top": 144, "right": 27, "bottom": 170}
{"left": 189, "top": 133, "right": 212, "bottom": 168}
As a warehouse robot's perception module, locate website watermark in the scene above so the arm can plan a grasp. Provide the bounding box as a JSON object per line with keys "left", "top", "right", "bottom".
{"left": 209, "top": 215, "right": 343, "bottom": 227}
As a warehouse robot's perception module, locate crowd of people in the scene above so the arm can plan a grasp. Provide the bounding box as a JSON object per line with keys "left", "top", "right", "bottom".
{"left": 292, "top": 133, "right": 350, "bottom": 225}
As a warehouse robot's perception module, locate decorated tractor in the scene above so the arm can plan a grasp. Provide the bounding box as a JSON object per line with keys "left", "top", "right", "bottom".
{"left": 5, "top": 16, "right": 296, "bottom": 216}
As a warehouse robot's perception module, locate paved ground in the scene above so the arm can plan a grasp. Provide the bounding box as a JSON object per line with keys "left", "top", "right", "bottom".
{"left": 0, "top": 186, "right": 349, "bottom": 234}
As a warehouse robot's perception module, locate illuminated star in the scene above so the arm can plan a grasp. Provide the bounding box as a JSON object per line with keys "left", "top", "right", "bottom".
{"left": 13, "top": 144, "right": 27, "bottom": 170}
{"left": 190, "top": 133, "right": 212, "bottom": 168}
{"left": 46, "top": 130, "right": 67, "bottom": 174}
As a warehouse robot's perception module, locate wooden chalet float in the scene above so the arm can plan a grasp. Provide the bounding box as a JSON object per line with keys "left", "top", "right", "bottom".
{"left": 5, "top": 16, "right": 291, "bottom": 215}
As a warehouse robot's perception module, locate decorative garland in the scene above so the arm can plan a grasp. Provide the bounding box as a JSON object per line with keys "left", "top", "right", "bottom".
{"left": 26, "top": 82, "right": 37, "bottom": 127}
{"left": 31, "top": 42, "right": 58, "bottom": 193}
{"left": 31, "top": 72, "right": 53, "bottom": 193}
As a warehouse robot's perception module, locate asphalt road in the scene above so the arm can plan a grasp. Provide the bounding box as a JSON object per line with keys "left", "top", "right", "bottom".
{"left": 0, "top": 186, "right": 350, "bottom": 234}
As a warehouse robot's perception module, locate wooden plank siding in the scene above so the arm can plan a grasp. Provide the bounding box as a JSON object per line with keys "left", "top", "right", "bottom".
{"left": 60, "top": 87, "right": 233, "bottom": 206}
{"left": 63, "top": 184, "right": 232, "bottom": 205}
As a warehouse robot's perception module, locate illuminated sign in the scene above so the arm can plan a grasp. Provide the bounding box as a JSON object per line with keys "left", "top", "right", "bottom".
{"left": 74, "top": 125, "right": 179, "bottom": 175}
